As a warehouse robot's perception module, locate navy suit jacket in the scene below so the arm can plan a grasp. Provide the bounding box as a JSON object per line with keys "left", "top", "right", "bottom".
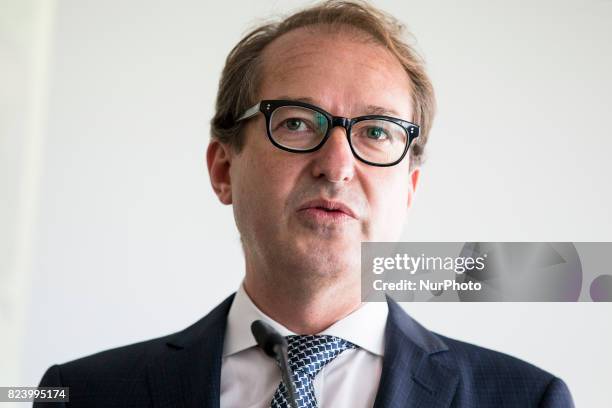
{"left": 36, "top": 294, "right": 574, "bottom": 407}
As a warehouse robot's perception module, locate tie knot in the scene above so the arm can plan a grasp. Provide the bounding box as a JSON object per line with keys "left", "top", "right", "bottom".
{"left": 286, "top": 335, "right": 356, "bottom": 378}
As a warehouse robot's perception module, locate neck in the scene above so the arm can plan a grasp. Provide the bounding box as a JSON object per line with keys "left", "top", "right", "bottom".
{"left": 243, "top": 265, "right": 362, "bottom": 334}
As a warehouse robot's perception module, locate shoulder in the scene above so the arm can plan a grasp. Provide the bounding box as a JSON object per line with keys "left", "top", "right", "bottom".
{"left": 384, "top": 298, "right": 573, "bottom": 406}
{"left": 37, "top": 294, "right": 235, "bottom": 392}
{"left": 437, "top": 332, "right": 551, "bottom": 379}
{"left": 48, "top": 332, "right": 176, "bottom": 382}
{"left": 387, "top": 297, "right": 560, "bottom": 382}
{"left": 432, "top": 333, "right": 573, "bottom": 406}
{"left": 35, "top": 333, "right": 178, "bottom": 407}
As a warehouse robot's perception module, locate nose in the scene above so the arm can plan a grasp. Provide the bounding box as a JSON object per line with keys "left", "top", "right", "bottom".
{"left": 310, "top": 127, "right": 355, "bottom": 183}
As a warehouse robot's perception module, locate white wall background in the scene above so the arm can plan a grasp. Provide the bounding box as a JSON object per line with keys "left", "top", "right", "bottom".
{"left": 2, "top": 0, "right": 611, "bottom": 407}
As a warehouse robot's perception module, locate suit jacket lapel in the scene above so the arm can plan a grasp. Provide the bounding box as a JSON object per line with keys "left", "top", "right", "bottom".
{"left": 374, "top": 297, "right": 459, "bottom": 408}
{"left": 146, "top": 294, "right": 235, "bottom": 408}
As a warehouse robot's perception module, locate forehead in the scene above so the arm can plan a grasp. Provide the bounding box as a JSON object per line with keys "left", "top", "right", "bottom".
{"left": 258, "top": 25, "right": 414, "bottom": 118}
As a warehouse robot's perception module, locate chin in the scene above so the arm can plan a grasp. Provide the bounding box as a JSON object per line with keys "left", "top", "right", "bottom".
{"left": 296, "top": 233, "right": 360, "bottom": 254}
{"left": 300, "top": 257, "right": 359, "bottom": 280}
{"left": 298, "top": 241, "right": 360, "bottom": 269}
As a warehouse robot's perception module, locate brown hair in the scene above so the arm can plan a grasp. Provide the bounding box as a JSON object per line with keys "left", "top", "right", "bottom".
{"left": 210, "top": 0, "right": 435, "bottom": 168}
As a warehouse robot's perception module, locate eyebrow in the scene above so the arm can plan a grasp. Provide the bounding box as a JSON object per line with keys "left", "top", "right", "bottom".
{"left": 275, "top": 95, "right": 401, "bottom": 117}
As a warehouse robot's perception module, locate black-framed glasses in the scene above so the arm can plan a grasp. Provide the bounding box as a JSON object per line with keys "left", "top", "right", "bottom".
{"left": 236, "top": 99, "right": 420, "bottom": 167}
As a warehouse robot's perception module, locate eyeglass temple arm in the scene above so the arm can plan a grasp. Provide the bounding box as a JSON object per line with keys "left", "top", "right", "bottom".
{"left": 237, "top": 102, "right": 261, "bottom": 122}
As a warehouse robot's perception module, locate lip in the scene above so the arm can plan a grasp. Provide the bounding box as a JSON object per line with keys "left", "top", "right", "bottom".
{"left": 297, "top": 199, "right": 358, "bottom": 219}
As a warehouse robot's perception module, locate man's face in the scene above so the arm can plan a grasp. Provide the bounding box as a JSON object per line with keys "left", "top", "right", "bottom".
{"left": 213, "top": 27, "right": 419, "bottom": 281}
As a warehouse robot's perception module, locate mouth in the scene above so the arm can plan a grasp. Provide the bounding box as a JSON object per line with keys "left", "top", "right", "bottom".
{"left": 297, "top": 199, "right": 358, "bottom": 220}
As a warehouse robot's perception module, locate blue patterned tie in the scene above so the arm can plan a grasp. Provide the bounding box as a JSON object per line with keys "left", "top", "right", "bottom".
{"left": 270, "top": 335, "right": 357, "bottom": 408}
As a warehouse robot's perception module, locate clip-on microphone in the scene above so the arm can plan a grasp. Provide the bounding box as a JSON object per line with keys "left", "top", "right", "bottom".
{"left": 251, "top": 320, "right": 299, "bottom": 408}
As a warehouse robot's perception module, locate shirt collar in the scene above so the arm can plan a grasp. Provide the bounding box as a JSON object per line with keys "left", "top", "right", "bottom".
{"left": 223, "top": 283, "right": 387, "bottom": 357}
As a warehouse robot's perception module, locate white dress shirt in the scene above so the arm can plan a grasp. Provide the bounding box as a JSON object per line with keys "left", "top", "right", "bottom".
{"left": 220, "top": 284, "right": 388, "bottom": 408}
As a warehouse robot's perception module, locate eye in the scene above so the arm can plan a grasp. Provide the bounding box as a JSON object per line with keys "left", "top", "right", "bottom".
{"left": 366, "top": 126, "right": 389, "bottom": 140}
{"left": 283, "top": 118, "right": 306, "bottom": 131}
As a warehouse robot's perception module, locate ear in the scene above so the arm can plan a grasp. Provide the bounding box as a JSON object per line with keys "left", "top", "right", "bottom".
{"left": 206, "top": 139, "right": 233, "bottom": 205}
{"left": 407, "top": 167, "right": 420, "bottom": 208}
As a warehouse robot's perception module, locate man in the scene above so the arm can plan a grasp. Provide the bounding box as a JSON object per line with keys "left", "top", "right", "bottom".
{"left": 36, "top": 1, "right": 574, "bottom": 407}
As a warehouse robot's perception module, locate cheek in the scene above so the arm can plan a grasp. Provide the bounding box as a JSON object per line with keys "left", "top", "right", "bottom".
{"left": 232, "top": 148, "right": 301, "bottom": 225}
{"left": 367, "top": 171, "right": 411, "bottom": 239}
